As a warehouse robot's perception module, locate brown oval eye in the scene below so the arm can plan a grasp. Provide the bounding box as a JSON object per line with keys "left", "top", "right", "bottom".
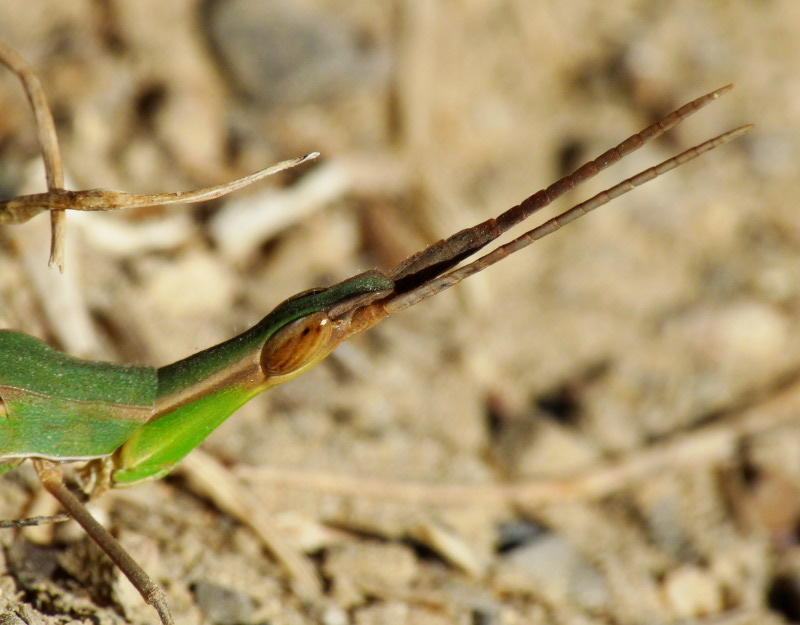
{"left": 261, "top": 311, "right": 334, "bottom": 376}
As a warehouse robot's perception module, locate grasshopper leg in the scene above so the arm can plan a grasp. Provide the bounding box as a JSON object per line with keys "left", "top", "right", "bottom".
{"left": 32, "top": 459, "right": 175, "bottom": 625}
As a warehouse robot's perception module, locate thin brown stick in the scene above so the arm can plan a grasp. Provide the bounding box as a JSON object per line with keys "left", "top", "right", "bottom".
{"left": 0, "top": 152, "right": 319, "bottom": 219}
{"left": 0, "top": 38, "right": 66, "bottom": 269}
{"left": 0, "top": 512, "right": 71, "bottom": 528}
{"left": 0, "top": 37, "right": 317, "bottom": 270}
{"left": 32, "top": 459, "right": 174, "bottom": 625}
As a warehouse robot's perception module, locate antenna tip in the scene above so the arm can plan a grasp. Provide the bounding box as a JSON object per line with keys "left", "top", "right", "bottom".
{"left": 711, "top": 83, "right": 735, "bottom": 99}
{"left": 727, "top": 124, "right": 755, "bottom": 140}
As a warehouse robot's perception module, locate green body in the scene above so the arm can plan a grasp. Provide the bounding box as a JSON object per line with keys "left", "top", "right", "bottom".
{"left": 0, "top": 331, "right": 155, "bottom": 461}
{"left": 0, "top": 272, "right": 393, "bottom": 485}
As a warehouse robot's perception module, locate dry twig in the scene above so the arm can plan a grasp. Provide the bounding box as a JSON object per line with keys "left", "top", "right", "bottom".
{"left": 0, "top": 38, "right": 316, "bottom": 270}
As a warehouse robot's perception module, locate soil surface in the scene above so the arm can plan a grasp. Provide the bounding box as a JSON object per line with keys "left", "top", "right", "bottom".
{"left": 0, "top": 2, "right": 798, "bottom": 625}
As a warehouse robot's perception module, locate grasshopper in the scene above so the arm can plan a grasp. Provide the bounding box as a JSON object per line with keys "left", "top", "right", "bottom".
{"left": 0, "top": 39, "right": 751, "bottom": 625}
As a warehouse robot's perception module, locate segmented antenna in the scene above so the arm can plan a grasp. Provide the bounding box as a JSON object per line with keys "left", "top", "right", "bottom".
{"left": 384, "top": 87, "right": 750, "bottom": 314}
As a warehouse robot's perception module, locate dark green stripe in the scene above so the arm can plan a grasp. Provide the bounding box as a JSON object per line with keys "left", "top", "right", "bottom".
{"left": 0, "top": 331, "right": 156, "bottom": 406}
{"left": 157, "top": 271, "right": 393, "bottom": 397}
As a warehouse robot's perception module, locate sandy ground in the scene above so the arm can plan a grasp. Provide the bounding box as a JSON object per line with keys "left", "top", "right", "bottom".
{"left": 0, "top": 1, "right": 798, "bottom": 624}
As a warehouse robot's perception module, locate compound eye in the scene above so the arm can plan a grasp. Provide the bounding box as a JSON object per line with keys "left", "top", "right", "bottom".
{"left": 261, "top": 311, "right": 334, "bottom": 376}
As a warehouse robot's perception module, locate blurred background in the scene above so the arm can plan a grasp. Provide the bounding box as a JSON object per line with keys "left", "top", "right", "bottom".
{"left": 0, "top": 1, "right": 797, "bottom": 624}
